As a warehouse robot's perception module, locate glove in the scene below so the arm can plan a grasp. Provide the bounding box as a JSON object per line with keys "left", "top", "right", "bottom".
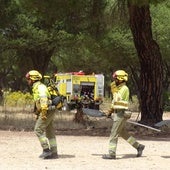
{"left": 34, "top": 114, "right": 39, "bottom": 120}
{"left": 56, "top": 102, "right": 63, "bottom": 109}
{"left": 105, "top": 108, "right": 114, "bottom": 117}
{"left": 40, "top": 109, "right": 47, "bottom": 120}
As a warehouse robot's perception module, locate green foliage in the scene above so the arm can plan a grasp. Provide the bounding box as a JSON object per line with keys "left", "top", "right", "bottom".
{"left": 0, "top": 0, "right": 19, "bottom": 28}
{"left": 151, "top": 1, "right": 170, "bottom": 60}
{"left": 163, "top": 91, "right": 170, "bottom": 111}
{"left": 129, "top": 95, "right": 140, "bottom": 112}
{"left": 52, "top": 32, "right": 105, "bottom": 74}
{"left": 0, "top": 0, "right": 169, "bottom": 103}
{"left": 128, "top": 0, "right": 167, "bottom": 6}
{"left": 4, "top": 91, "right": 33, "bottom": 107}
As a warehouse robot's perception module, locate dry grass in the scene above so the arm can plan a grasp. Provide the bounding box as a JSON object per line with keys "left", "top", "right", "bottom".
{"left": 0, "top": 105, "right": 89, "bottom": 131}
{"left": 0, "top": 102, "right": 169, "bottom": 137}
{"left": 0, "top": 100, "right": 113, "bottom": 131}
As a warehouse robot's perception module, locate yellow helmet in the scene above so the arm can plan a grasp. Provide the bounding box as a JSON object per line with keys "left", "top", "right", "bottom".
{"left": 25, "top": 70, "right": 42, "bottom": 81}
{"left": 112, "top": 70, "right": 128, "bottom": 81}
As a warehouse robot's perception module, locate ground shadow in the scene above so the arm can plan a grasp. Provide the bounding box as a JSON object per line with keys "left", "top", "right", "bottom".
{"left": 92, "top": 153, "right": 146, "bottom": 159}
{"left": 58, "top": 154, "right": 75, "bottom": 159}
{"left": 161, "top": 156, "right": 170, "bottom": 158}
{"left": 120, "top": 154, "right": 146, "bottom": 159}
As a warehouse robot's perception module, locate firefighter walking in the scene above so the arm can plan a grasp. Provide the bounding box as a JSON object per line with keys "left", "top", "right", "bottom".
{"left": 102, "top": 70, "right": 145, "bottom": 159}
{"left": 26, "top": 70, "right": 58, "bottom": 159}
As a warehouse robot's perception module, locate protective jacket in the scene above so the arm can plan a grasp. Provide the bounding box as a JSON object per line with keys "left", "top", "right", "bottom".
{"left": 111, "top": 82, "right": 129, "bottom": 110}
{"left": 32, "top": 81, "right": 51, "bottom": 112}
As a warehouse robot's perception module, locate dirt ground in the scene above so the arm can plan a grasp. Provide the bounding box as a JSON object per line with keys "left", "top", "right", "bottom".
{"left": 0, "top": 110, "right": 170, "bottom": 170}
{"left": 0, "top": 128, "right": 170, "bottom": 170}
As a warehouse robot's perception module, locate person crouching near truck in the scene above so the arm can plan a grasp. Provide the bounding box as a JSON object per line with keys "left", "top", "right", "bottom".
{"left": 102, "top": 70, "right": 145, "bottom": 159}
{"left": 25, "top": 70, "right": 58, "bottom": 159}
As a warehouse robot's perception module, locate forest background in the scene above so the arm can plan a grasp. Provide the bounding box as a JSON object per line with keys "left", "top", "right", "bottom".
{"left": 0, "top": 0, "right": 170, "bottom": 127}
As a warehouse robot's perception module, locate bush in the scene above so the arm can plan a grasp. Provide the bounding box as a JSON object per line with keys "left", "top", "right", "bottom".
{"left": 163, "top": 91, "right": 170, "bottom": 111}
{"left": 3, "top": 91, "right": 33, "bottom": 107}
{"left": 129, "top": 95, "right": 140, "bottom": 112}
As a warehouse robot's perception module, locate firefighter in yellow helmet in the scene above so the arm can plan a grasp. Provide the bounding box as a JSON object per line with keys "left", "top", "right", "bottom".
{"left": 25, "top": 70, "right": 58, "bottom": 159}
{"left": 102, "top": 70, "right": 145, "bottom": 159}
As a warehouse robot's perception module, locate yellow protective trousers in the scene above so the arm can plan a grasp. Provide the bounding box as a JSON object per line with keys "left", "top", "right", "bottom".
{"left": 34, "top": 109, "right": 57, "bottom": 153}
{"left": 108, "top": 110, "right": 139, "bottom": 156}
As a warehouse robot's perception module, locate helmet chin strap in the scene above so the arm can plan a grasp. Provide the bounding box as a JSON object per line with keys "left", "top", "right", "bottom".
{"left": 115, "top": 79, "right": 125, "bottom": 86}
{"left": 32, "top": 79, "right": 39, "bottom": 84}
{"left": 29, "top": 79, "right": 37, "bottom": 86}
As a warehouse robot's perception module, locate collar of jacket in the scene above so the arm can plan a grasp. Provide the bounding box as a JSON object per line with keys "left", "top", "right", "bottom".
{"left": 32, "top": 81, "right": 41, "bottom": 88}
{"left": 117, "top": 82, "right": 126, "bottom": 89}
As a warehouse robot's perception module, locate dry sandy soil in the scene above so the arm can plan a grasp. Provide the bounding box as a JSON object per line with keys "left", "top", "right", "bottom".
{"left": 0, "top": 129, "right": 170, "bottom": 170}
{"left": 0, "top": 108, "right": 170, "bottom": 170}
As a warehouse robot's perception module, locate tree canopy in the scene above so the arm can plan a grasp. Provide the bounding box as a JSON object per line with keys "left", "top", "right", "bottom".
{"left": 0, "top": 0, "right": 170, "bottom": 124}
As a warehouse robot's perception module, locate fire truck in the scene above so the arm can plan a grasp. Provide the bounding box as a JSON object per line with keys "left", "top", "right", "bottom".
{"left": 54, "top": 71, "right": 104, "bottom": 110}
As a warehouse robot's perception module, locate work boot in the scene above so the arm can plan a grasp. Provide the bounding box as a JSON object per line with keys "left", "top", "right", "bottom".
{"left": 39, "top": 149, "right": 52, "bottom": 158}
{"left": 102, "top": 154, "right": 116, "bottom": 160}
{"left": 44, "top": 152, "right": 59, "bottom": 159}
{"left": 137, "top": 144, "right": 145, "bottom": 157}
{"left": 39, "top": 151, "right": 45, "bottom": 158}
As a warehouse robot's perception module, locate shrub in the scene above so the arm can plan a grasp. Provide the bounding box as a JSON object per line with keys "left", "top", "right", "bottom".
{"left": 129, "top": 95, "right": 140, "bottom": 112}
{"left": 163, "top": 91, "right": 170, "bottom": 111}
{"left": 3, "top": 91, "right": 33, "bottom": 107}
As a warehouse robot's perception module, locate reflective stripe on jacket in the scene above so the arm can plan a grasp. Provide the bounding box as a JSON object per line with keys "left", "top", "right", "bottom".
{"left": 112, "top": 83, "right": 129, "bottom": 110}
{"left": 32, "top": 81, "right": 51, "bottom": 110}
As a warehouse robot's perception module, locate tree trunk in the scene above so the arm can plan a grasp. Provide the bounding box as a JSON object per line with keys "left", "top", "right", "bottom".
{"left": 128, "top": 3, "right": 163, "bottom": 124}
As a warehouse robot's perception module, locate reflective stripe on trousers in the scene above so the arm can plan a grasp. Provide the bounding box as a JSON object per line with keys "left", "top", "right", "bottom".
{"left": 109, "top": 110, "right": 139, "bottom": 154}
{"left": 49, "top": 138, "right": 57, "bottom": 153}
{"left": 34, "top": 110, "right": 57, "bottom": 151}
